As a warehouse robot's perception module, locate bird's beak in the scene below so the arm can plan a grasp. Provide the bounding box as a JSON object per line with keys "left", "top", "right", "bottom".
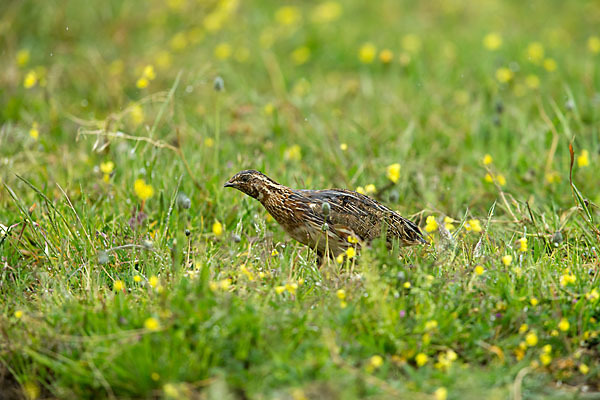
{"left": 223, "top": 180, "right": 235, "bottom": 188}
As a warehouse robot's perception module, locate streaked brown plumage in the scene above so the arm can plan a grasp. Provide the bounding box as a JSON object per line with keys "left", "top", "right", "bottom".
{"left": 224, "top": 170, "right": 426, "bottom": 258}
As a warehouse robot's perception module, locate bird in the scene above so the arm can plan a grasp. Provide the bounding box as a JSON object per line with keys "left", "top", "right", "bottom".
{"left": 224, "top": 170, "right": 426, "bottom": 260}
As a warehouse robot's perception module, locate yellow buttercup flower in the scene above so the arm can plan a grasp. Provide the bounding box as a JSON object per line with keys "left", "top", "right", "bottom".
{"left": 369, "top": 355, "right": 383, "bottom": 368}
{"left": 525, "top": 331, "right": 538, "bottom": 346}
{"left": 558, "top": 318, "right": 569, "bottom": 332}
{"left": 24, "top": 70, "right": 38, "bottom": 88}
{"left": 530, "top": 297, "right": 539, "bottom": 306}
{"left": 311, "top": 1, "right": 342, "bottom": 23}
{"left": 345, "top": 247, "right": 356, "bottom": 258}
{"left": 148, "top": 275, "right": 159, "bottom": 288}
{"left": 434, "top": 387, "right": 448, "bottom": 400}
{"left": 588, "top": 36, "right": 600, "bottom": 54}
{"left": 214, "top": 42, "right": 232, "bottom": 60}
{"left": 291, "top": 46, "right": 311, "bottom": 65}
{"left": 525, "top": 74, "right": 540, "bottom": 89}
{"left": 14, "top": 310, "right": 24, "bottom": 319}
{"left": 100, "top": 161, "right": 114, "bottom": 175}
{"left": 284, "top": 144, "right": 302, "bottom": 161}
{"left": 114, "top": 280, "right": 125, "bottom": 291}
{"left": 483, "top": 154, "right": 493, "bottom": 165}
{"left": 134, "top": 179, "right": 154, "bottom": 201}
{"left": 336, "top": 289, "right": 346, "bottom": 300}
{"left": 543, "top": 58, "right": 557, "bottom": 72}
{"left": 474, "top": 265, "right": 485, "bottom": 276}
{"left": 577, "top": 150, "right": 590, "bottom": 167}
{"left": 425, "top": 216, "right": 438, "bottom": 232}
{"left": 527, "top": 42, "right": 544, "bottom": 63}
{"left": 29, "top": 122, "right": 39, "bottom": 140}
{"left": 136, "top": 77, "right": 149, "bottom": 89}
{"left": 386, "top": 163, "right": 401, "bottom": 183}
{"left": 502, "top": 255, "right": 512, "bottom": 266}
{"left": 212, "top": 221, "right": 223, "bottom": 236}
{"left": 518, "top": 238, "right": 528, "bottom": 252}
{"left": 144, "top": 317, "right": 160, "bottom": 331}
{"left": 483, "top": 33, "right": 502, "bottom": 50}
{"left": 496, "top": 67, "right": 513, "bottom": 83}
{"left": 415, "top": 353, "right": 428, "bottom": 367}
{"left": 379, "top": 49, "right": 393, "bottom": 64}
{"left": 358, "top": 43, "right": 377, "bottom": 64}
{"left": 365, "top": 184, "right": 376, "bottom": 194}
{"left": 275, "top": 6, "right": 301, "bottom": 26}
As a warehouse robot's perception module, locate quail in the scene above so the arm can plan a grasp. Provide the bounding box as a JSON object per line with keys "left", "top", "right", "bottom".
{"left": 224, "top": 170, "right": 426, "bottom": 259}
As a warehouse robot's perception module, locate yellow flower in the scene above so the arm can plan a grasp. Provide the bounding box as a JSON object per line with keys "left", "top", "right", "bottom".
{"left": 149, "top": 275, "right": 159, "bottom": 288}
{"left": 365, "top": 184, "right": 376, "bottom": 194}
{"left": 369, "top": 355, "right": 383, "bottom": 368}
{"left": 170, "top": 32, "right": 188, "bottom": 51}
{"left": 386, "top": 163, "right": 401, "bottom": 183}
{"left": 14, "top": 310, "right": 23, "bottom": 319}
{"left": 134, "top": 179, "right": 154, "bottom": 201}
{"left": 588, "top": 36, "right": 600, "bottom": 54}
{"left": 474, "top": 265, "right": 485, "bottom": 276}
{"left": 540, "top": 353, "right": 552, "bottom": 366}
{"left": 558, "top": 318, "right": 569, "bottom": 332}
{"left": 560, "top": 273, "right": 576, "bottom": 287}
{"left": 425, "top": 320, "right": 438, "bottom": 330}
{"left": 545, "top": 171, "right": 561, "bottom": 184}
{"left": 483, "top": 33, "right": 502, "bottom": 50}
{"left": 444, "top": 216, "right": 455, "bottom": 231}
{"left": 204, "top": 137, "right": 215, "bottom": 147}
{"left": 214, "top": 42, "right": 232, "bottom": 60}
{"left": 465, "top": 219, "right": 482, "bottom": 233}
{"left": 340, "top": 301, "right": 347, "bottom": 309}
{"left": 530, "top": 297, "right": 539, "bottom": 306}
{"left": 484, "top": 173, "right": 494, "bottom": 183}
{"left": 340, "top": 143, "right": 348, "bottom": 151}
{"left": 495, "top": 67, "right": 513, "bottom": 83}
{"left": 345, "top": 247, "right": 356, "bottom": 258}
{"left": 379, "top": 49, "right": 393, "bottom": 64}
{"left": 527, "top": 42, "right": 544, "bottom": 63}
{"left": 358, "top": 43, "right": 377, "bottom": 64}
{"left": 483, "top": 154, "right": 493, "bottom": 165}
{"left": 212, "top": 221, "right": 223, "bottom": 236}
{"left": 577, "top": 150, "right": 590, "bottom": 167}
{"left": 219, "top": 278, "right": 231, "bottom": 290}
{"left": 311, "top": 1, "right": 342, "bottom": 23}
{"left": 525, "top": 331, "right": 538, "bottom": 346}
{"left": 336, "top": 289, "right": 346, "bottom": 300}
{"left": 29, "top": 122, "right": 39, "bottom": 140}
{"left": 100, "top": 161, "right": 114, "bottom": 175}
{"left": 425, "top": 216, "right": 438, "bottom": 232}
{"left": 284, "top": 144, "right": 302, "bottom": 161}
{"left": 518, "top": 238, "right": 528, "bottom": 252}
{"left": 16, "top": 49, "right": 30, "bottom": 67}
{"left": 136, "top": 77, "right": 149, "bottom": 89}
{"left": 347, "top": 235, "right": 359, "bottom": 244}
{"left": 502, "top": 255, "right": 512, "bottom": 266}
{"left": 285, "top": 282, "right": 298, "bottom": 295}
{"left": 275, "top": 6, "right": 301, "bottom": 26}
{"left": 144, "top": 317, "right": 160, "bottom": 331}
{"left": 291, "top": 46, "right": 311, "bottom": 65}
{"left": 543, "top": 58, "right": 557, "bottom": 72}
{"left": 143, "top": 65, "right": 156, "bottom": 80}
{"left": 415, "top": 353, "right": 428, "bottom": 367}
{"left": 402, "top": 34, "right": 421, "bottom": 53}
{"left": 114, "top": 280, "right": 125, "bottom": 291}
{"left": 271, "top": 249, "right": 279, "bottom": 256}
{"left": 586, "top": 288, "right": 599, "bottom": 302}
{"left": 403, "top": 282, "right": 411, "bottom": 289}
{"left": 496, "top": 174, "right": 506, "bottom": 186}
{"left": 355, "top": 186, "right": 365, "bottom": 194}
{"left": 134, "top": 275, "right": 142, "bottom": 283}
{"left": 130, "top": 104, "right": 144, "bottom": 125}
{"left": 519, "top": 323, "right": 529, "bottom": 334}
{"left": 151, "top": 372, "right": 160, "bottom": 381}
{"left": 579, "top": 363, "right": 589, "bottom": 374}
{"left": 525, "top": 74, "right": 540, "bottom": 89}
{"left": 23, "top": 70, "right": 38, "bottom": 88}
{"left": 434, "top": 387, "right": 448, "bottom": 400}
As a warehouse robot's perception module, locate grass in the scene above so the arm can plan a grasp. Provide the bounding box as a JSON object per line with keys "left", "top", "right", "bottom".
{"left": 1, "top": 0, "right": 600, "bottom": 398}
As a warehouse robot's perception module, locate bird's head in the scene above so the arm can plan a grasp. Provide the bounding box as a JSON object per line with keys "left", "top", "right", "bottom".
{"left": 224, "top": 170, "right": 280, "bottom": 200}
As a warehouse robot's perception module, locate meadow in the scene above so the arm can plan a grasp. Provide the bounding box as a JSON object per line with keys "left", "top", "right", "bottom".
{"left": 1, "top": 0, "right": 600, "bottom": 398}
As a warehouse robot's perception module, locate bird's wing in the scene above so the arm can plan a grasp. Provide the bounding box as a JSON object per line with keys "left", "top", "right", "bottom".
{"left": 299, "top": 189, "right": 425, "bottom": 245}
